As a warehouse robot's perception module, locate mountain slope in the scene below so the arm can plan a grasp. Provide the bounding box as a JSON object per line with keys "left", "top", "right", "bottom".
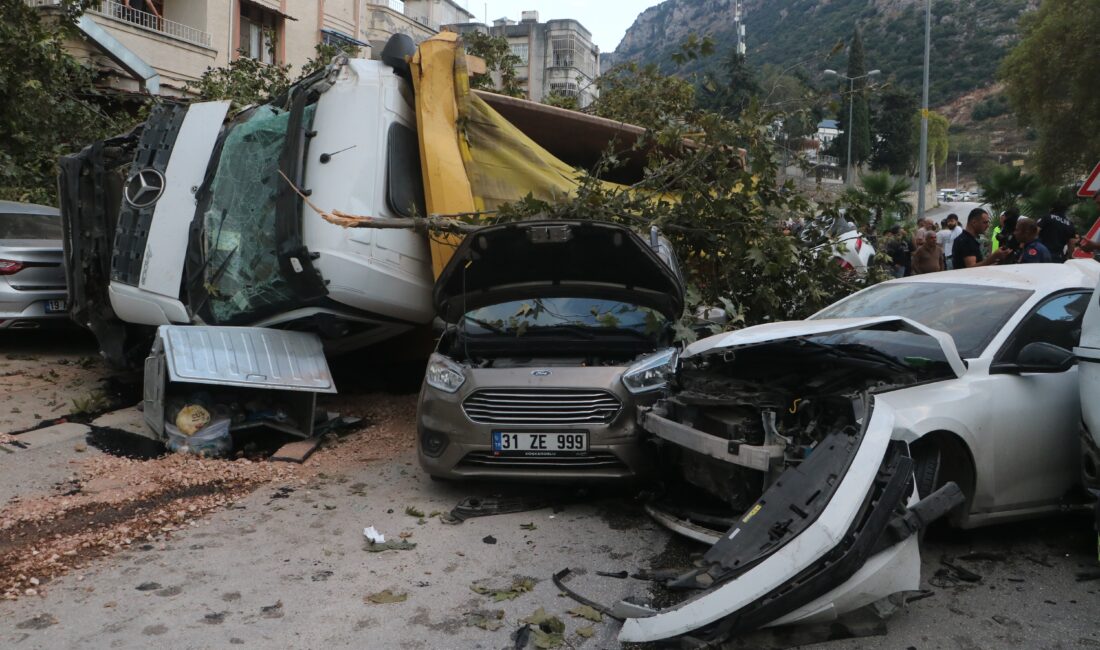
{"left": 612, "top": 0, "right": 1035, "bottom": 108}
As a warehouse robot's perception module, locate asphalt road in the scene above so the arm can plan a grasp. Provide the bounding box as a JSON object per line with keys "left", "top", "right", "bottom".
{"left": 2, "top": 321, "right": 1099, "bottom": 650}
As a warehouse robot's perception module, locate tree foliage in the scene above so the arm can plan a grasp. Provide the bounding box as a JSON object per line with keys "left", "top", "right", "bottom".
{"left": 845, "top": 171, "right": 912, "bottom": 233}
{"left": 491, "top": 102, "right": 886, "bottom": 331}
{"left": 700, "top": 50, "right": 761, "bottom": 121}
{"left": 831, "top": 29, "right": 872, "bottom": 169}
{"left": 463, "top": 31, "right": 524, "bottom": 98}
{"left": 593, "top": 62, "right": 696, "bottom": 131}
{"left": 542, "top": 92, "right": 579, "bottom": 111}
{"left": 870, "top": 88, "right": 916, "bottom": 175}
{"left": 911, "top": 110, "right": 949, "bottom": 176}
{"left": 1001, "top": 0, "right": 1100, "bottom": 182}
{"left": 0, "top": 0, "right": 133, "bottom": 204}
{"left": 976, "top": 166, "right": 1039, "bottom": 217}
{"left": 192, "top": 55, "right": 292, "bottom": 106}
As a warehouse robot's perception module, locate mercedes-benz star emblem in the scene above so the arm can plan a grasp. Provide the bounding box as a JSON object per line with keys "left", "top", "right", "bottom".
{"left": 124, "top": 168, "right": 166, "bottom": 209}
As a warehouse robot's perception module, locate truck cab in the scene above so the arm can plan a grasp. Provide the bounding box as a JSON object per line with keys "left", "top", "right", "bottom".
{"left": 61, "top": 40, "right": 435, "bottom": 367}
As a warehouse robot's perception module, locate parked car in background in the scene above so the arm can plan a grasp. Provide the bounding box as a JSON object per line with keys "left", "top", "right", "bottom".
{"left": 799, "top": 215, "right": 875, "bottom": 273}
{"left": 618, "top": 261, "right": 1099, "bottom": 644}
{"left": 417, "top": 220, "right": 685, "bottom": 481}
{"left": 0, "top": 201, "right": 68, "bottom": 330}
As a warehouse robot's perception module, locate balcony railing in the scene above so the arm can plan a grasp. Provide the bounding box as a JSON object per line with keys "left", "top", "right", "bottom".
{"left": 92, "top": 0, "right": 212, "bottom": 48}
{"left": 369, "top": 0, "right": 406, "bottom": 14}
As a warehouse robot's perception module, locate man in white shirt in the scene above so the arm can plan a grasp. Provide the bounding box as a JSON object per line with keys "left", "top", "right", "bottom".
{"left": 936, "top": 213, "right": 962, "bottom": 269}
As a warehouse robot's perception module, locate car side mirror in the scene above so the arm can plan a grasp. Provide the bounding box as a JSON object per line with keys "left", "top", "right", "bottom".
{"left": 1015, "top": 341, "right": 1075, "bottom": 373}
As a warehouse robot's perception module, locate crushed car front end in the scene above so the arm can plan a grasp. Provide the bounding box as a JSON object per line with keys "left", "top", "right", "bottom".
{"left": 616, "top": 317, "right": 967, "bottom": 643}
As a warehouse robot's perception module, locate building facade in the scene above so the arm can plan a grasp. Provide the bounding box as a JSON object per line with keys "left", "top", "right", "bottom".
{"left": 447, "top": 11, "right": 600, "bottom": 108}
{"left": 30, "top": 0, "right": 473, "bottom": 98}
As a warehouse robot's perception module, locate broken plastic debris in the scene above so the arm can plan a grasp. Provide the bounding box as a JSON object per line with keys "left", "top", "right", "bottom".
{"left": 175, "top": 404, "right": 211, "bottom": 435}
{"left": 363, "top": 526, "right": 385, "bottom": 544}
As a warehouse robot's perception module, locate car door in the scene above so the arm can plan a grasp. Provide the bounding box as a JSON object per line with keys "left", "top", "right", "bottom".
{"left": 985, "top": 291, "right": 1091, "bottom": 512}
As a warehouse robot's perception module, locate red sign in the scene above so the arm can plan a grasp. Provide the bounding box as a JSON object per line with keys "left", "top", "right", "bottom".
{"left": 1079, "top": 161, "right": 1100, "bottom": 197}
{"left": 1073, "top": 216, "right": 1100, "bottom": 259}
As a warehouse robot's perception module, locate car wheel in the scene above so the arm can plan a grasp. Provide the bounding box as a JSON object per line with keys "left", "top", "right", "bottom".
{"left": 912, "top": 444, "right": 942, "bottom": 500}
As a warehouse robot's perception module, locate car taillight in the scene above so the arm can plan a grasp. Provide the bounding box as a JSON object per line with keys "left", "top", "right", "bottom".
{"left": 854, "top": 237, "right": 863, "bottom": 252}
{"left": 836, "top": 258, "right": 855, "bottom": 271}
{"left": 0, "top": 259, "right": 24, "bottom": 275}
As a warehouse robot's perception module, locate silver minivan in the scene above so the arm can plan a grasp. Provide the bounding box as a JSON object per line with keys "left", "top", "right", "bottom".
{"left": 417, "top": 220, "right": 685, "bottom": 481}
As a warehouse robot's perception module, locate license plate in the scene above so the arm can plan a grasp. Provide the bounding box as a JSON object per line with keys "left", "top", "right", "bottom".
{"left": 492, "top": 431, "right": 588, "bottom": 456}
{"left": 45, "top": 300, "right": 67, "bottom": 314}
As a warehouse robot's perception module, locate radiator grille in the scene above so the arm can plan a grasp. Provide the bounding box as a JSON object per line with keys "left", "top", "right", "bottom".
{"left": 462, "top": 388, "right": 622, "bottom": 425}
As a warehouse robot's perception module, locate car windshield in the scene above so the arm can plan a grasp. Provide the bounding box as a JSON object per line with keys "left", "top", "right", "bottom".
{"left": 0, "top": 212, "right": 62, "bottom": 240}
{"left": 464, "top": 298, "right": 667, "bottom": 338}
{"left": 813, "top": 282, "right": 1033, "bottom": 357}
{"left": 199, "top": 104, "right": 315, "bottom": 323}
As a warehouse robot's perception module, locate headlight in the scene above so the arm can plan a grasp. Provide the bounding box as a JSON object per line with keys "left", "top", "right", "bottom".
{"left": 425, "top": 354, "right": 466, "bottom": 393}
{"left": 621, "top": 348, "right": 678, "bottom": 394}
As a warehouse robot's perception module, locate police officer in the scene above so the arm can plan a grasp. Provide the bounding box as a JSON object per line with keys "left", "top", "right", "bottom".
{"left": 1013, "top": 217, "right": 1053, "bottom": 263}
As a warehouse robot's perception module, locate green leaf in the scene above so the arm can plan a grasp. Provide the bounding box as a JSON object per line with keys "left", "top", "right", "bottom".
{"left": 567, "top": 604, "right": 603, "bottom": 622}
{"left": 365, "top": 589, "right": 407, "bottom": 604}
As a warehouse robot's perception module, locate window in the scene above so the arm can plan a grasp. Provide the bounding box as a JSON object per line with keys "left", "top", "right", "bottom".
{"left": 551, "top": 36, "right": 575, "bottom": 68}
{"left": 996, "top": 292, "right": 1091, "bottom": 362}
{"left": 548, "top": 82, "right": 578, "bottom": 98}
{"left": 239, "top": 3, "right": 281, "bottom": 64}
{"left": 386, "top": 123, "right": 425, "bottom": 218}
{"left": 813, "top": 282, "right": 1034, "bottom": 358}
{"left": 509, "top": 43, "right": 529, "bottom": 65}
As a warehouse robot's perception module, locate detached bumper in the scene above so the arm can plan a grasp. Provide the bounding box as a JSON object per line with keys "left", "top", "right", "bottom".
{"left": 620, "top": 398, "right": 962, "bottom": 643}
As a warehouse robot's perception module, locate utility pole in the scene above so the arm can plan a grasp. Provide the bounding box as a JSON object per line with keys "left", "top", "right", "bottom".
{"left": 917, "top": 0, "right": 932, "bottom": 220}
{"left": 955, "top": 151, "right": 961, "bottom": 191}
{"left": 824, "top": 69, "right": 881, "bottom": 186}
{"left": 733, "top": 0, "right": 746, "bottom": 56}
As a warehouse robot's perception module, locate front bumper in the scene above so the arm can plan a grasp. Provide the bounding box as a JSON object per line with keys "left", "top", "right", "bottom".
{"left": 416, "top": 366, "right": 655, "bottom": 481}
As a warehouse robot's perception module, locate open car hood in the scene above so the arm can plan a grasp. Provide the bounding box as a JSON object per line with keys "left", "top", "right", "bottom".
{"left": 433, "top": 220, "right": 685, "bottom": 323}
{"left": 683, "top": 316, "right": 967, "bottom": 378}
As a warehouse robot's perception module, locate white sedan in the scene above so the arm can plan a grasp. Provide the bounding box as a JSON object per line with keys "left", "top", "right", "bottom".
{"left": 615, "top": 261, "right": 1099, "bottom": 644}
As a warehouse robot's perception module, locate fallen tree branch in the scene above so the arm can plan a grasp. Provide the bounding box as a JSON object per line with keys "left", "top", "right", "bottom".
{"left": 277, "top": 170, "right": 491, "bottom": 234}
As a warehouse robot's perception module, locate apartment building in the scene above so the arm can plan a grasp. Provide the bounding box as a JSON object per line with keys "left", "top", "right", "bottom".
{"left": 30, "top": 0, "right": 474, "bottom": 98}
{"left": 447, "top": 11, "right": 600, "bottom": 108}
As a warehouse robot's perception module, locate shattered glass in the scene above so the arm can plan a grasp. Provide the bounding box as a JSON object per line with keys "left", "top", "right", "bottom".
{"left": 201, "top": 105, "right": 315, "bottom": 323}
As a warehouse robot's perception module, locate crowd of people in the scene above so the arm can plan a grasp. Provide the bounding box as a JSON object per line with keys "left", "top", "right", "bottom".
{"left": 880, "top": 203, "right": 1100, "bottom": 277}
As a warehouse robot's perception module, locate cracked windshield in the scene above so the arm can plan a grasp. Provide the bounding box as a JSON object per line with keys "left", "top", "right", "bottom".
{"left": 200, "top": 105, "right": 314, "bottom": 322}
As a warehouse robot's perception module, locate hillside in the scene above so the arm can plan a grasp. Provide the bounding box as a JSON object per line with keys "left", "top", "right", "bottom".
{"left": 612, "top": 0, "right": 1036, "bottom": 114}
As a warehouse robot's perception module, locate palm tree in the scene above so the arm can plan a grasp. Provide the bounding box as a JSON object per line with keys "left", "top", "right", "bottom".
{"left": 977, "top": 166, "right": 1039, "bottom": 216}
{"left": 855, "top": 171, "right": 913, "bottom": 233}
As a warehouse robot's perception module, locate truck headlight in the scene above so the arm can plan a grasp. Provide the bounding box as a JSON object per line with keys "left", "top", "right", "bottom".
{"left": 622, "top": 348, "right": 678, "bottom": 394}
{"left": 425, "top": 354, "right": 466, "bottom": 393}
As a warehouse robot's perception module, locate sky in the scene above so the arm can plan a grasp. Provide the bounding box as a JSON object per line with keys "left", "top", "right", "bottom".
{"left": 452, "top": 0, "right": 663, "bottom": 53}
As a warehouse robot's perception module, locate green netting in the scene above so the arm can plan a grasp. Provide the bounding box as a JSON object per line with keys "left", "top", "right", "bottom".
{"left": 201, "top": 105, "right": 314, "bottom": 323}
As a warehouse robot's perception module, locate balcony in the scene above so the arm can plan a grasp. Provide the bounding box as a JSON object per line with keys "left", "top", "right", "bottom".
{"left": 29, "top": 0, "right": 212, "bottom": 49}
{"left": 92, "top": 0, "right": 211, "bottom": 48}
{"left": 369, "top": 0, "right": 406, "bottom": 13}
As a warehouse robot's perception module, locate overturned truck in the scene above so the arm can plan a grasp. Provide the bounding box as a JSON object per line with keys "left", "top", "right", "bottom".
{"left": 58, "top": 33, "right": 652, "bottom": 368}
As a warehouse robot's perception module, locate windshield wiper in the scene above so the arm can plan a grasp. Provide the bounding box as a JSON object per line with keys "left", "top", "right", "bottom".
{"left": 462, "top": 315, "right": 508, "bottom": 335}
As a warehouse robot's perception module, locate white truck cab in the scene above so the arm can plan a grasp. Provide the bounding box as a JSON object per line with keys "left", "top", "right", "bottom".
{"left": 61, "top": 38, "right": 435, "bottom": 366}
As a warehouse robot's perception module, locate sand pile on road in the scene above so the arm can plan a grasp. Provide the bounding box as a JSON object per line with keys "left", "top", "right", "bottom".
{"left": 0, "top": 393, "right": 417, "bottom": 601}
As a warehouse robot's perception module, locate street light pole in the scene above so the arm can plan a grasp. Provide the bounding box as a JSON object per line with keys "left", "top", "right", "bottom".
{"left": 917, "top": 0, "right": 932, "bottom": 220}
{"left": 824, "top": 68, "right": 881, "bottom": 187}
{"left": 846, "top": 76, "right": 855, "bottom": 186}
